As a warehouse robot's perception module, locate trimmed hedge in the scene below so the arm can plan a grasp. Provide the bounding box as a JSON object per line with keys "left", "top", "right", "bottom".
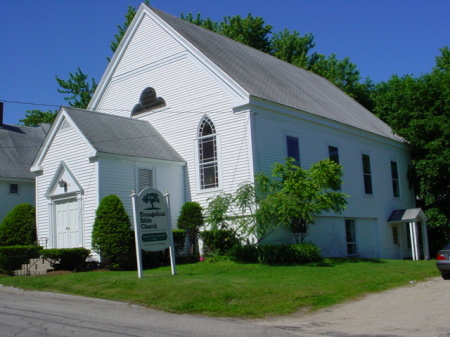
{"left": 172, "top": 229, "right": 186, "bottom": 256}
{"left": 230, "top": 243, "right": 322, "bottom": 265}
{"left": 40, "top": 248, "right": 91, "bottom": 271}
{"left": 200, "top": 229, "right": 240, "bottom": 256}
{"left": 0, "top": 245, "right": 41, "bottom": 273}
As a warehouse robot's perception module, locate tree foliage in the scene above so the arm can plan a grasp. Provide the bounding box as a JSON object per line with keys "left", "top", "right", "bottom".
{"left": 177, "top": 201, "right": 204, "bottom": 257}
{"left": 206, "top": 159, "right": 347, "bottom": 244}
{"left": 19, "top": 109, "right": 57, "bottom": 127}
{"left": 372, "top": 46, "right": 450, "bottom": 235}
{"left": 91, "top": 195, "right": 134, "bottom": 270}
{"left": 256, "top": 158, "right": 348, "bottom": 243}
{"left": 0, "top": 203, "right": 36, "bottom": 246}
{"left": 55, "top": 67, "right": 97, "bottom": 109}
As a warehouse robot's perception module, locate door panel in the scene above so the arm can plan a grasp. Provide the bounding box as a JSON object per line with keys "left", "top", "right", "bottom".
{"left": 54, "top": 199, "right": 81, "bottom": 248}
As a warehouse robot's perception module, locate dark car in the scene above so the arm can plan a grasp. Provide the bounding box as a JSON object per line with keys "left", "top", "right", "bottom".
{"left": 436, "top": 243, "right": 450, "bottom": 279}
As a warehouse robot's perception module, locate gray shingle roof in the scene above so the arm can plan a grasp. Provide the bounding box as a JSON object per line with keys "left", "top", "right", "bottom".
{"left": 0, "top": 124, "right": 47, "bottom": 179}
{"left": 148, "top": 6, "right": 398, "bottom": 141}
{"left": 63, "top": 107, "right": 184, "bottom": 162}
{"left": 387, "top": 208, "right": 425, "bottom": 222}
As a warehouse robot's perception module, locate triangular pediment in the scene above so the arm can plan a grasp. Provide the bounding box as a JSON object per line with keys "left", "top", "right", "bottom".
{"left": 31, "top": 107, "right": 97, "bottom": 172}
{"left": 45, "top": 161, "right": 83, "bottom": 198}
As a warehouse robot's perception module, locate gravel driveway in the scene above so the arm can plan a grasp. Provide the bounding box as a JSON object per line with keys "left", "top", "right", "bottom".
{"left": 256, "top": 276, "right": 450, "bottom": 336}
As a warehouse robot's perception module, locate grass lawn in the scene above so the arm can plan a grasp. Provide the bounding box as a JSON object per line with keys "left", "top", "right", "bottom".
{"left": 0, "top": 258, "right": 439, "bottom": 318}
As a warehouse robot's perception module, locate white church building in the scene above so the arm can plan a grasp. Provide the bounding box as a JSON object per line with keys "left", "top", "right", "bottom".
{"left": 31, "top": 4, "right": 429, "bottom": 260}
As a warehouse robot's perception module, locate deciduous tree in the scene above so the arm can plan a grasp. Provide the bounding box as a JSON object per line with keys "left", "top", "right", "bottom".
{"left": 372, "top": 46, "right": 450, "bottom": 246}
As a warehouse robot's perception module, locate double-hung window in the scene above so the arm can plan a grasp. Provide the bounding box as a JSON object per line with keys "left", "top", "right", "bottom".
{"left": 362, "top": 154, "right": 373, "bottom": 194}
{"left": 345, "top": 219, "right": 357, "bottom": 255}
{"left": 390, "top": 161, "right": 400, "bottom": 197}
{"left": 286, "top": 136, "right": 300, "bottom": 166}
{"left": 198, "top": 116, "right": 219, "bottom": 189}
{"left": 328, "top": 146, "right": 341, "bottom": 190}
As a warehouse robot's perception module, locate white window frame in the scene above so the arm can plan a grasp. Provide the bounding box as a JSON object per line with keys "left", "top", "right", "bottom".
{"left": 328, "top": 145, "right": 341, "bottom": 190}
{"left": 390, "top": 160, "right": 401, "bottom": 198}
{"left": 286, "top": 135, "right": 300, "bottom": 166}
{"left": 195, "top": 116, "right": 221, "bottom": 192}
{"left": 345, "top": 219, "right": 357, "bottom": 256}
{"left": 362, "top": 154, "right": 373, "bottom": 195}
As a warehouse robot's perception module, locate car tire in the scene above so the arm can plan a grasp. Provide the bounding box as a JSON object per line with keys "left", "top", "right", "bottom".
{"left": 441, "top": 272, "right": 450, "bottom": 280}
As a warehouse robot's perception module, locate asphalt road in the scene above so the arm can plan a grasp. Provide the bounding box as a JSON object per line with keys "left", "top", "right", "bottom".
{"left": 1, "top": 277, "right": 449, "bottom": 337}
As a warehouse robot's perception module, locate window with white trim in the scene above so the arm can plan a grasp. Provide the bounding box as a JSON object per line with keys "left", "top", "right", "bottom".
{"left": 345, "top": 219, "right": 357, "bottom": 255}
{"left": 286, "top": 136, "right": 300, "bottom": 166}
{"left": 198, "top": 116, "right": 218, "bottom": 189}
{"left": 390, "top": 161, "right": 400, "bottom": 197}
{"left": 328, "top": 146, "right": 341, "bottom": 190}
{"left": 362, "top": 154, "right": 373, "bottom": 194}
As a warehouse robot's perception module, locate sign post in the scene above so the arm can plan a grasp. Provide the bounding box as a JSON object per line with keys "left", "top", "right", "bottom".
{"left": 131, "top": 188, "right": 176, "bottom": 278}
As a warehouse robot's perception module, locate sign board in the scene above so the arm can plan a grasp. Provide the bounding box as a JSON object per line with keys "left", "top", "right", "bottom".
{"left": 134, "top": 188, "right": 169, "bottom": 252}
{"left": 131, "top": 188, "right": 177, "bottom": 278}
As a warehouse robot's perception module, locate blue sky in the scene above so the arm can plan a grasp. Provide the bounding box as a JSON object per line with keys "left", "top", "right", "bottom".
{"left": 1, "top": 0, "right": 448, "bottom": 125}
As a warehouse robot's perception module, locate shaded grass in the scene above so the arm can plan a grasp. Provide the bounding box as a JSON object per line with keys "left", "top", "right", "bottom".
{"left": 0, "top": 258, "right": 438, "bottom": 318}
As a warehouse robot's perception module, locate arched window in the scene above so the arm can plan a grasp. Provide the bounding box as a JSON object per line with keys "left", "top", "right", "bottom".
{"left": 198, "top": 116, "right": 218, "bottom": 189}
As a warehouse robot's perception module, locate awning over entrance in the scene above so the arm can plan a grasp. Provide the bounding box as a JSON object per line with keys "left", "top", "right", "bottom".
{"left": 388, "top": 208, "right": 429, "bottom": 260}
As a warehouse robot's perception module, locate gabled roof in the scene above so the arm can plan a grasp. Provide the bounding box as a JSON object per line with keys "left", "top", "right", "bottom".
{"left": 33, "top": 107, "right": 184, "bottom": 168}
{"left": 64, "top": 107, "right": 184, "bottom": 162}
{"left": 145, "top": 5, "right": 398, "bottom": 141}
{"left": 0, "top": 124, "right": 47, "bottom": 179}
{"left": 387, "top": 208, "right": 427, "bottom": 223}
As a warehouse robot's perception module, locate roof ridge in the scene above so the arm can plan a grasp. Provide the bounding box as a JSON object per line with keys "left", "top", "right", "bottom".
{"left": 63, "top": 106, "right": 151, "bottom": 125}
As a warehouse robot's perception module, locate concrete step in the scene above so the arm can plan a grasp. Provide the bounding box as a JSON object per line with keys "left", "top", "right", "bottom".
{"left": 14, "top": 257, "right": 54, "bottom": 276}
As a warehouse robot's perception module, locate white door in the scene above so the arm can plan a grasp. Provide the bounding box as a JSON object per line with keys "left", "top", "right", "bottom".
{"left": 55, "top": 199, "right": 81, "bottom": 248}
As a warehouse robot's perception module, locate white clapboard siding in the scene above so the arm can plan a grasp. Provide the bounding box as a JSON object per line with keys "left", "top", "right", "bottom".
{"left": 94, "top": 12, "right": 252, "bottom": 211}
{"left": 251, "top": 106, "right": 416, "bottom": 258}
{"left": 0, "top": 181, "right": 35, "bottom": 222}
{"left": 36, "top": 124, "right": 97, "bottom": 250}
{"left": 98, "top": 156, "right": 185, "bottom": 228}
{"left": 114, "top": 14, "right": 185, "bottom": 78}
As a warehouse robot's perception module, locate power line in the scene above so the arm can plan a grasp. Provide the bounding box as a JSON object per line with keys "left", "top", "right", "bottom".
{"left": 0, "top": 99, "right": 62, "bottom": 109}
{"left": 0, "top": 99, "right": 236, "bottom": 115}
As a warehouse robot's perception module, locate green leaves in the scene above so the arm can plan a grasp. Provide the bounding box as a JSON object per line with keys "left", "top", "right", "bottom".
{"left": 256, "top": 158, "right": 348, "bottom": 243}
{"left": 205, "top": 159, "right": 348, "bottom": 244}
{"left": 0, "top": 203, "right": 36, "bottom": 246}
{"left": 19, "top": 109, "right": 56, "bottom": 126}
{"left": 55, "top": 67, "right": 97, "bottom": 109}
{"left": 372, "top": 46, "right": 450, "bottom": 230}
{"left": 91, "top": 195, "right": 134, "bottom": 270}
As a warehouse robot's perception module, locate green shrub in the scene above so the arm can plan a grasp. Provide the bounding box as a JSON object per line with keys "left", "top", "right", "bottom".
{"left": 0, "top": 203, "right": 36, "bottom": 246}
{"left": 200, "top": 229, "right": 241, "bottom": 256}
{"left": 0, "top": 245, "right": 41, "bottom": 273}
{"left": 229, "top": 244, "right": 259, "bottom": 263}
{"left": 40, "top": 248, "right": 91, "bottom": 271}
{"left": 230, "top": 243, "right": 322, "bottom": 265}
{"left": 141, "top": 230, "right": 187, "bottom": 268}
{"left": 172, "top": 229, "right": 186, "bottom": 256}
{"left": 177, "top": 202, "right": 204, "bottom": 258}
{"left": 91, "top": 195, "right": 135, "bottom": 270}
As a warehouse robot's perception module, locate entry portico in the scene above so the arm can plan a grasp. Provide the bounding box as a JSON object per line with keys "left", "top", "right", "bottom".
{"left": 388, "top": 208, "right": 429, "bottom": 260}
